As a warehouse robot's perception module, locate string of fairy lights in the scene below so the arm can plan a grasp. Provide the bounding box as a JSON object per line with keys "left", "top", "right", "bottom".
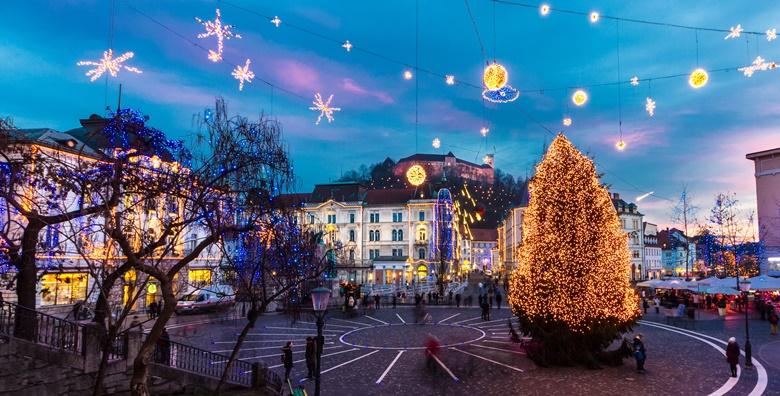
{"left": 74, "top": 2, "right": 778, "bottom": 152}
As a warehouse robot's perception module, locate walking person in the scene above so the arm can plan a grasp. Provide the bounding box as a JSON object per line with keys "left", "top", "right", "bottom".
{"left": 642, "top": 298, "right": 649, "bottom": 315}
{"left": 769, "top": 308, "right": 779, "bottom": 336}
{"left": 726, "top": 337, "right": 740, "bottom": 377}
{"left": 495, "top": 291, "right": 502, "bottom": 310}
{"left": 654, "top": 296, "right": 660, "bottom": 314}
{"left": 282, "top": 341, "right": 294, "bottom": 382}
{"left": 633, "top": 334, "right": 646, "bottom": 373}
{"left": 305, "top": 337, "right": 316, "bottom": 379}
{"left": 448, "top": 290, "right": 454, "bottom": 305}
{"left": 392, "top": 294, "right": 397, "bottom": 309}
{"left": 455, "top": 293, "right": 461, "bottom": 308}
{"left": 374, "top": 294, "right": 381, "bottom": 310}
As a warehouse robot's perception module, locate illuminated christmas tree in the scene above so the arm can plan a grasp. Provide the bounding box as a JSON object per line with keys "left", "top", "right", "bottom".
{"left": 508, "top": 134, "right": 639, "bottom": 367}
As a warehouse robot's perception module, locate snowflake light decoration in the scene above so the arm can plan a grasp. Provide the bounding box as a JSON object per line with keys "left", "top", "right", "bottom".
{"left": 725, "top": 24, "right": 743, "bottom": 40}
{"left": 767, "top": 28, "right": 777, "bottom": 41}
{"left": 77, "top": 49, "right": 142, "bottom": 82}
{"left": 403, "top": 70, "right": 413, "bottom": 80}
{"left": 231, "top": 59, "right": 255, "bottom": 91}
{"left": 738, "top": 56, "right": 778, "bottom": 77}
{"left": 195, "top": 8, "right": 241, "bottom": 63}
{"left": 271, "top": 16, "right": 281, "bottom": 27}
{"left": 342, "top": 40, "right": 353, "bottom": 52}
{"left": 562, "top": 117, "right": 572, "bottom": 126}
{"left": 630, "top": 76, "right": 639, "bottom": 86}
{"left": 645, "top": 97, "right": 656, "bottom": 117}
{"left": 432, "top": 138, "right": 441, "bottom": 149}
{"left": 445, "top": 75, "right": 456, "bottom": 85}
{"left": 480, "top": 127, "right": 489, "bottom": 137}
{"left": 309, "top": 93, "right": 341, "bottom": 125}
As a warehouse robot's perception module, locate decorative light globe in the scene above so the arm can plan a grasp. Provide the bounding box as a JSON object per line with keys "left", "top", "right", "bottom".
{"left": 572, "top": 89, "right": 588, "bottom": 106}
{"left": 483, "top": 62, "right": 509, "bottom": 90}
{"left": 406, "top": 165, "right": 427, "bottom": 186}
{"left": 688, "top": 68, "right": 709, "bottom": 89}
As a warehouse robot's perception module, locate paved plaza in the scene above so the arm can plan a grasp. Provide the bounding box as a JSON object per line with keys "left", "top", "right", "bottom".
{"left": 165, "top": 306, "right": 777, "bottom": 395}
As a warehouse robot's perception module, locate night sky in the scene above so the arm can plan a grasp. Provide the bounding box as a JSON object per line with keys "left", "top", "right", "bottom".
{"left": 3, "top": 0, "right": 779, "bottom": 229}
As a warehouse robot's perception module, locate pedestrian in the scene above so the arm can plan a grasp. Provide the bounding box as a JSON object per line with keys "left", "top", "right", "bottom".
{"left": 282, "top": 341, "right": 294, "bottom": 381}
{"left": 769, "top": 308, "right": 779, "bottom": 336}
{"left": 448, "top": 290, "right": 454, "bottom": 305}
{"left": 726, "top": 337, "right": 740, "bottom": 377}
{"left": 427, "top": 292, "right": 432, "bottom": 304}
{"left": 654, "top": 296, "right": 660, "bottom": 314}
{"left": 706, "top": 294, "right": 712, "bottom": 310}
{"left": 488, "top": 288, "right": 495, "bottom": 309}
{"left": 642, "top": 298, "right": 649, "bottom": 314}
{"left": 481, "top": 301, "right": 490, "bottom": 321}
{"left": 632, "top": 334, "right": 646, "bottom": 373}
{"left": 392, "top": 294, "right": 397, "bottom": 309}
{"left": 455, "top": 293, "right": 461, "bottom": 308}
{"left": 156, "top": 328, "right": 171, "bottom": 366}
{"left": 305, "top": 337, "right": 316, "bottom": 379}
{"left": 149, "top": 301, "right": 158, "bottom": 319}
{"left": 495, "top": 292, "right": 502, "bottom": 310}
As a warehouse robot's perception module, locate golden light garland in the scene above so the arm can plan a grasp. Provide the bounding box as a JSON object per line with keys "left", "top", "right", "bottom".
{"left": 508, "top": 134, "right": 639, "bottom": 332}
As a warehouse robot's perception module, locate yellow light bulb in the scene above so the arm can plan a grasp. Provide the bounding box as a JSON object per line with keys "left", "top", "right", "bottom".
{"left": 590, "top": 11, "right": 600, "bottom": 23}
{"left": 403, "top": 70, "right": 413, "bottom": 80}
{"left": 615, "top": 139, "right": 626, "bottom": 151}
{"left": 540, "top": 4, "right": 550, "bottom": 16}
{"left": 688, "top": 68, "right": 709, "bottom": 89}
{"left": 572, "top": 89, "right": 588, "bottom": 106}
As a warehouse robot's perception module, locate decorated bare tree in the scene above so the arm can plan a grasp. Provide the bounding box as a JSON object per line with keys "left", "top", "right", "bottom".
{"left": 706, "top": 192, "right": 760, "bottom": 277}
{"left": 508, "top": 134, "right": 639, "bottom": 367}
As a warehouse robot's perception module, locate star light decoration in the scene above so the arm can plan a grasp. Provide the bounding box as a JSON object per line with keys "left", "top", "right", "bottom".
{"left": 231, "top": 59, "right": 255, "bottom": 91}
{"left": 630, "top": 76, "right": 639, "bottom": 86}
{"left": 445, "top": 75, "right": 456, "bottom": 85}
{"left": 196, "top": 9, "right": 241, "bottom": 63}
{"left": 403, "top": 70, "right": 413, "bottom": 80}
{"left": 562, "top": 117, "right": 572, "bottom": 126}
{"left": 271, "top": 16, "right": 281, "bottom": 27}
{"left": 77, "top": 49, "right": 142, "bottom": 82}
{"left": 342, "top": 40, "right": 353, "bottom": 52}
{"left": 480, "top": 127, "right": 489, "bottom": 137}
{"left": 432, "top": 137, "right": 441, "bottom": 149}
{"left": 309, "top": 93, "right": 341, "bottom": 125}
{"left": 725, "top": 24, "right": 743, "bottom": 40}
{"left": 645, "top": 97, "right": 656, "bottom": 117}
{"left": 738, "top": 56, "right": 778, "bottom": 77}
{"left": 767, "top": 28, "right": 778, "bottom": 41}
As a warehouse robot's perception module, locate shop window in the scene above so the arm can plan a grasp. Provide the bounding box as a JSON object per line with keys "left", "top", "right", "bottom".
{"left": 189, "top": 269, "right": 212, "bottom": 288}
{"left": 417, "top": 265, "right": 428, "bottom": 279}
{"left": 40, "top": 273, "right": 88, "bottom": 306}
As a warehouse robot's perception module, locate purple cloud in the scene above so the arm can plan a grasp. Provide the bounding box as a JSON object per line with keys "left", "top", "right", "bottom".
{"left": 341, "top": 78, "right": 395, "bottom": 104}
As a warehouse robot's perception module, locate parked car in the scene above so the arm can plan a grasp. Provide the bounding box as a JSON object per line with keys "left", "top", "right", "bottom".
{"left": 175, "top": 285, "right": 235, "bottom": 314}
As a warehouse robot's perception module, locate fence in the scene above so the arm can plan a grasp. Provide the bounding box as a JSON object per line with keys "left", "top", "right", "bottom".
{"left": 151, "top": 337, "right": 253, "bottom": 386}
{"left": 0, "top": 300, "right": 83, "bottom": 354}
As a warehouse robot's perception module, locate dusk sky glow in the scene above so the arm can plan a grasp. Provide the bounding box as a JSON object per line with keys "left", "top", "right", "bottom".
{"left": 3, "top": 0, "right": 780, "bottom": 230}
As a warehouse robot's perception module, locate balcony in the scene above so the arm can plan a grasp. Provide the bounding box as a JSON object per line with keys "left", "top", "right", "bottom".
{"left": 414, "top": 239, "right": 428, "bottom": 246}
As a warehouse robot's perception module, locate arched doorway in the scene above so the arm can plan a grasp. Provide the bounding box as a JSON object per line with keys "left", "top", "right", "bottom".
{"left": 417, "top": 264, "right": 428, "bottom": 280}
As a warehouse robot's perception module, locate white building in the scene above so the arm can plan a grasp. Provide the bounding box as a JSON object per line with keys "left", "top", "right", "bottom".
{"left": 611, "top": 193, "right": 645, "bottom": 281}
{"left": 465, "top": 228, "right": 498, "bottom": 273}
{"left": 497, "top": 206, "right": 526, "bottom": 274}
{"left": 289, "top": 183, "right": 462, "bottom": 287}
{"left": 643, "top": 222, "right": 663, "bottom": 279}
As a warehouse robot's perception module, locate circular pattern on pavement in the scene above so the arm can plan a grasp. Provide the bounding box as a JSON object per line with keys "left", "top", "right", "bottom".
{"left": 339, "top": 323, "right": 486, "bottom": 350}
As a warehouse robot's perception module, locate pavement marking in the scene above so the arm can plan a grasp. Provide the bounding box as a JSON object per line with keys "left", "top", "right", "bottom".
{"left": 268, "top": 348, "right": 359, "bottom": 369}
{"left": 474, "top": 318, "right": 516, "bottom": 326}
{"left": 297, "top": 320, "right": 359, "bottom": 329}
{"left": 451, "top": 316, "right": 482, "bottom": 325}
{"left": 637, "top": 321, "right": 746, "bottom": 396}
{"left": 438, "top": 313, "right": 461, "bottom": 324}
{"left": 481, "top": 340, "right": 516, "bottom": 345}
{"left": 235, "top": 345, "right": 343, "bottom": 362}
{"left": 395, "top": 313, "right": 406, "bottom": 324}
{"left": 431, "top": 353, "right": 459, "bottom": 381}
{"left": 320, "top": 350, "right": 380, "bottom": 374}
{"left": 375, "top": 350, "right": 405, "bottom": 384}
{"left": 365, "top": 315, "right": 390, "bottom": 325}
{"left": 264, "top": 326, "right": 343, "bottom": 333}
{"left": 211, "top": 343, "right": 334, "bottom": 353}
{"left": 213, "top": 339, "right": 312, "bottom": 344}
{"left": 243, "top": 333, "right": 334, "bottom": 337}
{"left": 338, "top": 323, "right": 487, "bottom": 350}
{"left": 451, "top": 347, "right": 524, "bottom": 372}
{"left": 331, "top": 318, "right": 373, "bottom": 327}
{"left": 480, "top": 323, "right": 514, "bottom": 329}
{"left": 470, "top": 343, "right": 526, "bottom": 355}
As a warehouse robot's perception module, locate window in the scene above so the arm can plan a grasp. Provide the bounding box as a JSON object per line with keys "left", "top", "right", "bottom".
{"left": 418, "top": 229, "right": 426, "bottom": 241}
{"left": 632, "top": 250, "right": 641, "bottom": 259}
{"left": 369, "top": 213, "right": 380, "bottom": 223}
{"left": 398, "top": 229, "right": 403, "bottom": 241}
{"left": 189, "top": 269, "right": 212, "bottom": 288}
{"left": 308, "top": 214, "right": 315, "bottom": 224}
{"left": 419, "top": 211, "right": 425, "bottom": 221}
{"left": 374, "top": 249, "right": 380, "bottom": 258}
{"left": 369, "top": 250, "right": 375, "bottom": 259}
{"left": 349, "top": 213, "right": 355, "bottom": 223}
{"left": 369, "top": 230, "right": 375, "bottom": 241}
{"left": 418, "top": 248, "right": 425, "bottom": 260}
{"left": 349, "top": 230, "right": 355, "bottom": 242}
{"left": 392, "top": 248, "right": 397, "bottom": 257}
{"left": 632, "top": 219, "right": 640, "bottom": 230}
{"left": 327, "top": 214, "right": 336, "bottom": 224}
{"left": 392, "top": 212, "right": 403, "bottom": 222}
{"left": 392, "top": 230, "right": 398, "bottom": 241}
{"left": 40, "top": 273, "right": 88, "bottom": 306}
{"left": 376, "top": 230, "right": 381, "bottom": 241}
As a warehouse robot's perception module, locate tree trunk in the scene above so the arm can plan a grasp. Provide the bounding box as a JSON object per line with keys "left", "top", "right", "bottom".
{"left": 129, "top": 278, "right": 176, "bottom": 396}
{"left": 92, "top": 324, "right": 120, "bottom": 396}
{"left": 216, "top": 305, "right": 261, "bottom": 393}
{"left": 14, "top": 221, "right": 43, "bottom": 339}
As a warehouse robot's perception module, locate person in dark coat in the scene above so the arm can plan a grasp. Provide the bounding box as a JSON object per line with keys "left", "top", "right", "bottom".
{"left": 455, "top": 293, "right": 461, "bottom": 308}
{"left": 374, "top": 294, "right": 381, "bottom": 310}
{"left": 282, "top": 341, "right": 294, "bottom": 381}
{"left": 632, "top": 334, "right": 646, "bottom": 373}
{"left": 392, "top": 294, "right": 397, "bottom": 309}
{"left": 726, "top": 337, "right": 740, "bottom": 377}
{"left": 305, "top": 337, "right": 316, "bottom": 379}
{"left": 495, "top": 292, "right": 502, "bottom": 310}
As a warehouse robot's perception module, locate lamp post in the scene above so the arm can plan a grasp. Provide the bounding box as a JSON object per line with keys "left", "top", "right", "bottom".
{"left": 310, "top": 287, "right": 331, "bottom": 396}
{"left": 737, "top": 278, "right": 753, "bottom": 368}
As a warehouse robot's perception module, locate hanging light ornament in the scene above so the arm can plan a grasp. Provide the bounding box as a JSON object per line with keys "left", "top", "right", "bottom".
{"left": 724, "top": 24, "right": 743, "bottom": 40}
{"left": 77, "top": 49, "right": 142, "bottom": 82}
{"left": 767, "top": 28, "right": 778, "bottom": 41}
{"left": 688, "top": 68, "right": 709, "bottom": 89}
{"left": 630, "top": 76, "right": 639, "bottom": 86}
{"left": 342, "top": 40, "right": 353, "bottom": 52}
{"left": 645, "top": 97, "right": 656, "bottom": 117}
{"left": 270, "top": 16, "right": 281, "bottom": 27}
{"left": 406, "top": 165, "right": 427, "bottom": 186}
{"left": 738, "top": 56, "right": 777, "bottom": 77}
{"left": 195, "top": 8, "right": 241, "bottom": 63}
{"left": 589, "top": 11, "right": 600, "bottom": 23}
{"left": 562, "top": 117, "right": 572, "bottom": 126}
{"left": 231, "top": 58, "right": 254, "bottom": 91}
{"left": 445, "top": 75, "right": 456, "bottom": 85}
{"left": 540, "top": 4, "right": 551, "bottom": 16}
{"left": 480, "top": 127, "right": 489, "bottom": 137}
{"left": 432, "top": 137, "right": 441, "bottom": 149}
{"left": 571, "top": 89, "right": 588, "bottom": 106}
{"left": 481, "top": 61, "right": 519, "bottom": 103}
{"left": 309, "top": 93, "right": 341, "bottom": 125}
{"left": 615, "top": 139, "right": 626, "bottom": 151}
{"left": 403, "top": 70, "right": 413, "bottom": 80}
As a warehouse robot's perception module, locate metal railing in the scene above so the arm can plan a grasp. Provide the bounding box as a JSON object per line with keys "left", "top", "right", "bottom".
{"left": 0, "top": 300, "right": 83, "bottom": 354}
{"left": 151, "top": 337, "right": 253, "bottom": 386}
{"left": 108, "top": 332, "right": 128, "bottom": 360}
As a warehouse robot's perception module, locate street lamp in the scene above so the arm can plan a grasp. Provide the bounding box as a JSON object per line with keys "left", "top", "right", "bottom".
{"left": 737, "top": 279, "right": 753, "bottom": 368}
{"left": 311, "top": 287, "right": 331, "bottom": 396}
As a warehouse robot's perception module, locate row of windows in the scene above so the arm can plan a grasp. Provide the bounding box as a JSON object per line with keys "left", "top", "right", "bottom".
{"left": 362, "top": 248, "right": 426, "bottom": 260}
{"left": 309, "top": 211, "right": 427, "bottom": 224}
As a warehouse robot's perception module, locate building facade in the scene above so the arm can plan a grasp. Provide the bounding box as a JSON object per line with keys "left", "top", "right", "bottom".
{"left": 394, "top": 152, "right": 494, "bottom": 184}
{"left": 612, "top": 193, "right": 645, "bottom": 281}
{"left": 746, "top": 147, "right": 780, "bottom": 275}
{"left": 658, "top": 228, "right": 697, "bottom": 277}
{"left": 497, "top": 206, "right": 525, "bottom": 274}
{"left": 643, "top": 222, "right": 663, "bottom": 279}
{"left": 465, "top": 228, "right": 498, "bottom": 273}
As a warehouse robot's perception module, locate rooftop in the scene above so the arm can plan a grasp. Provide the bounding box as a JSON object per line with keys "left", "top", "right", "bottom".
{"left": 746, "top": 147, "right": 780, "bottom": 159}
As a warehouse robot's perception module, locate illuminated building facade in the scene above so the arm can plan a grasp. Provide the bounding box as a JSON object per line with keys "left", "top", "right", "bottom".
{"left": 746, "top": 147, "right": 780, "bottom": 275}
{"left": 394, "top": 152, "right": 494, "bottom": 185}
{"left": 611, "top": 193, "right": 646, "bottom": 281}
